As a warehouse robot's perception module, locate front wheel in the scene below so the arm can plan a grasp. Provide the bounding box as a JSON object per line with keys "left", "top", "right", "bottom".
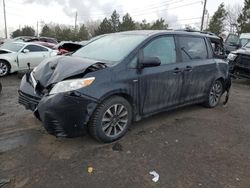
{"left": 88, "top": 96, "right": 132, "bottom": 143}
{"left": 204, "top": 80, "right": 223, "bottom": 108}
{"left": 0, "top": 60, "right": 10, "bottom": 77}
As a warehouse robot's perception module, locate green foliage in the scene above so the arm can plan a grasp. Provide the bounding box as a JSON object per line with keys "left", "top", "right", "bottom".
{"left": 119, "top": 13, "right": 136, "bottom": 31}
{"left": 110, "top": 10, "right": 120, "bottom": 32}
{"left": 11, "top": 26, "right": 35, "bottom": 38}
{"left": 12, "top": 10, "right": 170, "bottom": 40}
{"left": 40, "top": 24, "right": 54, "bottom": 38}
{"left": 237, "top": 0, "right": 250, "bottom": 33}
{"left": 78, "top": 24, "right": 89, "bottom": 40}
{"left": 95, "top": 18, "right": 113, "bottom": 35}
{"left": 208, "top": 3, "right": 227, "bottom": 35}
{"left": 140, "top": 19, "right": 151, "bottom": 30}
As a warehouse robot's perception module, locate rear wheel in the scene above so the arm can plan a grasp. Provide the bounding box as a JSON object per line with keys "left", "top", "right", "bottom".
{"left": 204, "top": 80, "right": 223, "bottom": 108}
{"left": 88, "top": 96, "right": 132, "bottom": 143}
{"left": 0, "top": 60, "right": 10, "bottom": 77}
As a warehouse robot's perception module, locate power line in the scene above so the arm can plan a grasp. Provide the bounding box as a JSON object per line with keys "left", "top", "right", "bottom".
{"left": 77, "top": 0, "right": 202, "bottom": 20}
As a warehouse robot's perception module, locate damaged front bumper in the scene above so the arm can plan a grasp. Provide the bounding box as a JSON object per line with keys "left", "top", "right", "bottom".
{"left": 18, "top": 74, "right": 98, "bottom": 137}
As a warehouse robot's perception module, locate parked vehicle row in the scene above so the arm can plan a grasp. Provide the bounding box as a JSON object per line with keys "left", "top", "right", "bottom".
{"left": 18, "top": 30, "right": 231, "bottom": 142}
{"left": 0, "top": 42, "right": 58, "bottom": 77}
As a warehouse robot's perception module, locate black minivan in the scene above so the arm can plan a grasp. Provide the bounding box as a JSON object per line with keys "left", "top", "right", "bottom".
{"left": 19, "top": 30, "right": 231, "bottom": 142}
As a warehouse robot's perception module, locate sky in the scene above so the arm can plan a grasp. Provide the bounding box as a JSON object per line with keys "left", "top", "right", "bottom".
{"left": 0, "top": 0, "right": 245, "bottom": 38}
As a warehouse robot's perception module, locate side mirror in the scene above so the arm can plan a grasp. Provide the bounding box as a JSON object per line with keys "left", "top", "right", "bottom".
{"left": 139, "top": 56, "right": 161, "bottom": 68}
{"left": 23, "top": 49, "right": 30, "bottom": 53}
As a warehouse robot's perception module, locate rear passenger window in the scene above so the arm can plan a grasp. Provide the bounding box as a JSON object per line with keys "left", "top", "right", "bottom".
{"left": 179, "top": 36, "right": 208, "bottom": 61}
{"left": 143, "top": 36, "right": 176, "bottom": 65}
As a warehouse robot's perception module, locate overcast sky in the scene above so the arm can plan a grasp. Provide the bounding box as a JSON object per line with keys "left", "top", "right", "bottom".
{"left": 0, "top": 0, "right": 244, "bottom": 38}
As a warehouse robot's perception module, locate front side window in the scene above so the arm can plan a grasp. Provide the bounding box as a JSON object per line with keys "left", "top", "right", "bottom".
{"left": 143, "top": 36, "right": 176, "bottom": 65}
{"left": 179, "top": 36, "right": 208, "bottom": 61}
{"left": 24, "top": 45, "right": 45, "bottom": 52}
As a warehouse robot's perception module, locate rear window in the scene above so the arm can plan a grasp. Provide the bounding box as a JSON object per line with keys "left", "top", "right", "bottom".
{"left": 179, "top": 36, "right": 208, "bottom": 61}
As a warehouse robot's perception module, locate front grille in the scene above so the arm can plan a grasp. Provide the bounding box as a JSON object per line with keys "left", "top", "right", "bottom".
{"left": 18, "top": 91, "right": 41, "bottom": 111}
{"left": 238, "top": 54, "right": 250, "bottom": 69}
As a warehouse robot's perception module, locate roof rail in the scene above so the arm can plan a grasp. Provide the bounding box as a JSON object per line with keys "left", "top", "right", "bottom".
{"left": 175, "top": 29, "right": 217, "bottom": 36}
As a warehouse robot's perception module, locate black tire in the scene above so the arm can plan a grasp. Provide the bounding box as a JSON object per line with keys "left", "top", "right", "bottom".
{"left": 88, "top": 96, "right": 132, "bottom": 143}
{"left": 204, "top": 79, "right": 223, "bottom": 108}
{"left": 0, "top": 60, "right": 10, "bottom": 77}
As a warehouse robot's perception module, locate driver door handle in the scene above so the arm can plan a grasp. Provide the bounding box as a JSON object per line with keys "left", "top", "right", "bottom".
{"left": 184, "top": 66, "right": 193, "bottom": 72}
{"left": 173, "top": 67, "right": 182, "bottom": 74}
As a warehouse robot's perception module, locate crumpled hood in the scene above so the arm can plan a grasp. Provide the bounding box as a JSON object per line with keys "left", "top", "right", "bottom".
{"left": 33, "top": 56, "right": 102, "bottom": 87}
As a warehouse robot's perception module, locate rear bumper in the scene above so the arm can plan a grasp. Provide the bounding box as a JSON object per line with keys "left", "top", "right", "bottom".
{"left": 18, "top": 74, "right": 98, "bottom": 137}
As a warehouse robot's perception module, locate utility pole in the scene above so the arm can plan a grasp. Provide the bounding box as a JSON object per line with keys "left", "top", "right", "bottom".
{"left": 3, "top": 0, "right": 8, "bottom": 38}
{"left": 74, "top": 12, "right": 78, "bottom": 33}
{"left": 37, "top": 21, "right": 39, "bottom": 37}
{"left": 206, "top": 12, "right": 209, "bottom": 30}
{"left": 200, "top": 0, "right": 207, "bottom": 31}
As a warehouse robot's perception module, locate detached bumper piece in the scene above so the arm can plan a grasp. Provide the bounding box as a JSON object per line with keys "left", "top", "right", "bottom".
{"left": 18, "top": 91, "right": 41, "bottom": 111}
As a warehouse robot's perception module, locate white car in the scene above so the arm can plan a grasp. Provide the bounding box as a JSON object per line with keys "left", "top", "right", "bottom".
{"left": 0, "top": 42, "right": 57, "bottom": 77}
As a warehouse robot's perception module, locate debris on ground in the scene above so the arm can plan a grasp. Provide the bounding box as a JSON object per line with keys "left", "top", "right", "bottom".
{"left": 126, "top": 150, "right": 131, "bottom": 154}
{"left": 87, "top": 167, "right": 94, "bottom": 174}
{"left": 175, "top": 139, "right": 179, "bottom": 143}
{"left": 112, "top": 143, "right": 123, "bottom": 152}
{"left": 0, "top": 179, "right": 10, "bottom": 187}
{"left": 149, "top": 171, "right": 159, "bottom": 182}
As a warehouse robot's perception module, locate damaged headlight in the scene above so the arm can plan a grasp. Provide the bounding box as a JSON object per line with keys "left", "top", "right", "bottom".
{"left": 49, "top": 77, "right": 95, "bottom": 95}
{"left": 227, "top": 53, "right": 237, "bottom": 61}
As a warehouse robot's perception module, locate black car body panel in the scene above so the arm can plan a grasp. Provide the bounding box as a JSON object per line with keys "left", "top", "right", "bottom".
{"left": 228, "top": 48, "right": 250, "bottom": 79}
{"left": 18, "top": 30, "right": 231, "bottom": 138}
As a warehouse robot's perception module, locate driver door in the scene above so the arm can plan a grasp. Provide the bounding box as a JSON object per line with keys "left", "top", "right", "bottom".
{"left": 138, "top": 35, "right": 186, "bottom": 115}
{"left": 18, "top": 44, "right": 50, "bottom": 70}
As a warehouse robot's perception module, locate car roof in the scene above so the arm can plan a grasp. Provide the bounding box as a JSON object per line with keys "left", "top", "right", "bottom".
{"left": 112, "top": 30, "right": 220, "bottom": 39}
{"left": 11, "top": 41, "right": 51, "bottom": 49}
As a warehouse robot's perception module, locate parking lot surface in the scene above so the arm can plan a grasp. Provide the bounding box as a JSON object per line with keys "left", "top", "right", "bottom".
{"left": 0, "top": 75, "right": 250, "bottom": 188}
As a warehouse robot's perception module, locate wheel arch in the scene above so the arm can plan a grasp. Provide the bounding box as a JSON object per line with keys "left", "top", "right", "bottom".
{"left": 98, "top": 91, "right": 138, "bottom": 119}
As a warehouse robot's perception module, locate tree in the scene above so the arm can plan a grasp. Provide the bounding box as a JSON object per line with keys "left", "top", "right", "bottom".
{"left": 151, "top": 18, "right": 168, "bottom": 30}
{"left": 40, "top": 24, "right": 54, "bottom": 37}
{"left": 78, "top": 24, "right": 89, "bottom": 40}
{"left": 110, "top": 10, "right": 120, "bottom": 32}
{"left": 140, "top": 19, "right": 151, "bottom": 30}
{"left": 95, "top": 18, "right": 113, "bottom": 35}
{"left": 207, "top": 3, "right": 227, "bottom": 35}
{"left": 225, "top": 4, "right": 242, "bottom": 34}
{"left": 119, "top": 13, "right": 136, "bottom": 31}
{"left": 21, "top": 26, "right": 35, "bottom": 36}
{"left": 11, "top": 26, "right": 35, "bottom": 38}
{"left": 11, "top": 29, "right": 22, "bottom": 38}
{"left": 238, "top": 0, "right": 250, "bottom": 33}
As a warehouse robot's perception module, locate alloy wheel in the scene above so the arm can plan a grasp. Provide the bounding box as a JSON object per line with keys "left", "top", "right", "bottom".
{"left": 101, "top": 104, "right": 128, "bottom": 137}
{"left": 209, "top": 81, "right": 223, "bottom": 107}
{"left": 0, "top": 62, "right": 8, "bottom": 76}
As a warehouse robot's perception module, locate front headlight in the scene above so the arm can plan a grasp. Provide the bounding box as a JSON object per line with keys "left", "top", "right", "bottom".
{"left": 50, "top": 77, "right": 95, "bottom": 95}
{"left": 227, "top": 53, "right": 237, "bottom": 61}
